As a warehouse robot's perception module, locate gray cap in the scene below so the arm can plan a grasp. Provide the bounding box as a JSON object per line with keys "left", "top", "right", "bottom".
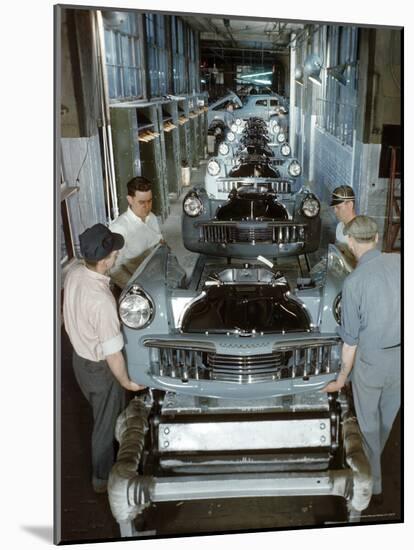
{"left": 343, "top": 215, "right": 378, "bottom": 241}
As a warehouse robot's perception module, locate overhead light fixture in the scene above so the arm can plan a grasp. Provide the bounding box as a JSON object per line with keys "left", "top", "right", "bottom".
{"left": 102, "top": 11, "right": 127, "bottom": 29}
{"left": 295, "top": 66, "right": 304, "bottom": 86}
{"left": 327, "top": 61, "right": 356, "bottom": 86}
{"left": 239, "top": 71, "right": 273, "bottom": 80}
{"left": 253, "top": 78, "right": 272, "bottom": 85}
{"left": 304, "top": 54, "right": 323, "bottom": 86}
{"left": 327, "top": 63, "right": 347, "bottom": 85}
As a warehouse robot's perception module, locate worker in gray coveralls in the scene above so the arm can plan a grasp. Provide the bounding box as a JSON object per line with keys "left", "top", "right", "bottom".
{"left": 322, "top": 215, "right": 400, "bottom": 500}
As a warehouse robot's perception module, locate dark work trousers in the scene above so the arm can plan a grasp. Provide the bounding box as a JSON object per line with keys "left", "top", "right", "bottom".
{"left": 352, "top": 347, "right": 401, "bottom": 495}
{"left": 72, "top": 351, "right": 126, "bottom": 485}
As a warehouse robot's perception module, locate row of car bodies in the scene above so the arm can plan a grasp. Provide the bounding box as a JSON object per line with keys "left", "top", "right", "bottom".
{"left": 119, "top": 112, "right": 340, "bottom": 397}
{"left": 109, "top": 96, "right": 371, "bottom": 534}
{"left": 182, "top": 116, "right": 321, "bottom": 259}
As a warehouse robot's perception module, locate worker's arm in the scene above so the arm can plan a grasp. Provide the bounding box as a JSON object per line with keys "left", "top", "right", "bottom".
{"left": 106, "top": 350, "right": 146, "bottom": 392}
{"left": 322, "top": 343, "right": 357, "bottom": 393}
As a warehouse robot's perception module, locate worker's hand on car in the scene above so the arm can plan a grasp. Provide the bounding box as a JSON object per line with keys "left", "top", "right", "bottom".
{"left": 321, "top": 380, "right": 344, "bottom": 393}
{"left": 124, "top": 380, "right": 147, "bottom": 392}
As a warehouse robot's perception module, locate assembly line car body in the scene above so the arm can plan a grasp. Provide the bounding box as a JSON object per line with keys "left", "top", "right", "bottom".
{"left": 108, "top": 243, "right": 371, "bottom": 537}
{"left": 118, "top": 243, "right": 346, "bottom": 398}
{"left": 208, "top": 91, "right": 289, "bottom": 132}
{"left": 181, "top": 155, "right": 320, "bottom": 259}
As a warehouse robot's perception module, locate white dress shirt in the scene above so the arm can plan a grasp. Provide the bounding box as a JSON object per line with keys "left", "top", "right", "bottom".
{"left": 336, "top": 221, "right": 348, "bottom": 244}
{"left": 109, "top": 207, "right": 162, "bottom": 273}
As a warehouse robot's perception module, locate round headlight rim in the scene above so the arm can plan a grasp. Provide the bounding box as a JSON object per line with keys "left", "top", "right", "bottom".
{"left": 218, "top": 142, "right": 230, "bottom": 156}
{"left": 301, "top": 195, "right": 320, "bottom": 218}
{"left": 270, "top": 120, "right": 280, "bottom": 134}
{"left": 227, "top": 131, "right": 236, "bottom": 142}
{"left": 277, "top": 131, "right": 286, "bottom": 143}
{"left": 207, "top": 159, "right": 221, "bottom": 176}
{"left": 119, "top": 287, "right": 155, "bottom": 330}
{"left": 183, "top": 192, "right": 204, "bottom": 217}
{"left": 288, "top": 160, "right": 302, "bottom": 177}
{"left": 333, "top": 292, "right": 342, "bottom": 325}
{"left": 280, "top": 143, "right": 291, "bottom": 157}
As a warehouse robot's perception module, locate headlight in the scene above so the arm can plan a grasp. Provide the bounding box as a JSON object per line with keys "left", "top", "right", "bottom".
{"left": 270, "top": 120, "right": 280, "bottom": 134}
{"left": 288, "top": 160, "right": 302, "bottom": 177}
{"left": 301, "top": 195, "right": 320, "bottom": 218}
{"left": 218, "top": 142, "right": 229, "bottom": 156}
{"left": 235, "top": 118, "right": 243, "bottom": 126}
{"left": 333, "top": 292, "right": 342, "bottom": 324}
{"left": 207, "top": 159, "right": 221, "bottom": 176}
{"left": 183, "top": 192, "right": 203, "bottom": 217}
{"left": 230, "top": 123, "right": 238, "bottom": 132}
{"left": 227, "top": 131, "right": 235, "bottom": 142}
{"left": 277, "top": 131, "right": 286, "bottom": 143}
{"left": 119, "top": 286, "right": 154, "bottom": 329}
{"left": 280, "top": 143, "right": 291, "bottom": 157}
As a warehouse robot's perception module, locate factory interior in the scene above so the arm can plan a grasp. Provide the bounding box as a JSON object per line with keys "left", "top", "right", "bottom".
{"left": 56, "top": 4, "right": 402, "bottom": 545}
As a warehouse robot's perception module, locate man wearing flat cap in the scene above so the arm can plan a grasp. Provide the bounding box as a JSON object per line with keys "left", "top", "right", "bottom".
{"left": 330, "top": 185, "right": 356, "bottom": 244}
{"left": 63, "top": 223, "right": 145, "bottom": 493}
{"left": 323, "top": 215, "right": 400, "bottom": 503}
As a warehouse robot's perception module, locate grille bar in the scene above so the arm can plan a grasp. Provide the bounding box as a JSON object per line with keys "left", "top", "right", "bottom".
{"left": 149, "top": 342, "right": 339, "bottom": 384}
{"left": 200, "top": 222, "right": 305, "bottom": 244}
{"left": 217, "top": 180, "right": 291, "bottom": 194}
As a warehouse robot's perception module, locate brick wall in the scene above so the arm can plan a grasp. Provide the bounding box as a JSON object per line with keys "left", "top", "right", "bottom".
{"left": 308, "top": 129, "right": 399, "bottom": 249}
{"left": 312, "top": 127, "right": 354, "bottom": 205}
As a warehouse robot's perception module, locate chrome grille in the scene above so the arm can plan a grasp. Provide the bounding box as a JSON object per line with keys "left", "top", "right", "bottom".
{"left": 217, "top": 180, "right": 291, "bottom": 194}
{"left": 200, "top": 222, "right": 305, "bottom": 244}
{"left": 146, "top": 341, "right": 339, "bottom": 384}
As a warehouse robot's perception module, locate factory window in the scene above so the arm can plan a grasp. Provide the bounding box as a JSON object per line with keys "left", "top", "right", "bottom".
{"left": 146, "top": 14, "right": 168, "bottom": 98}
{"left": 104, "top": 12, "right": 144, "bottom": 101}
{"left": 171, "top": 16, "right": 187, "bottom": 94}
{"left": 187, "top": 28, "right": 199, "bottom": 93}
{"left": 316, "top": 26, "right": 358, "bottom": 147}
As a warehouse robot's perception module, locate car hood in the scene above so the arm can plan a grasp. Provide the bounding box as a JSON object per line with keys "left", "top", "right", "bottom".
{"left": 181, "top": 282, "right": 311, "bottom": 334}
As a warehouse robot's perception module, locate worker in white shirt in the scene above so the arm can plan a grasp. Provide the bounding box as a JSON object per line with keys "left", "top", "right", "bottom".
{"left": 110, "top": 177, "right": 164, "bottom": 289}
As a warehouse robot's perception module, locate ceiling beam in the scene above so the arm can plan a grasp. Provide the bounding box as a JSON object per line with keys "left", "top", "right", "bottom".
{"left": 202, "top": 44, "right": 289, "bottom": 55}
{"left": 223, "top": 18, "right": 238, "bottom": 48}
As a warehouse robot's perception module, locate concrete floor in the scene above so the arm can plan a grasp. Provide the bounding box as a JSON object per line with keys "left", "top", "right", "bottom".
{"left": 58, "top": 163, "right": 402, "bottom": 543}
